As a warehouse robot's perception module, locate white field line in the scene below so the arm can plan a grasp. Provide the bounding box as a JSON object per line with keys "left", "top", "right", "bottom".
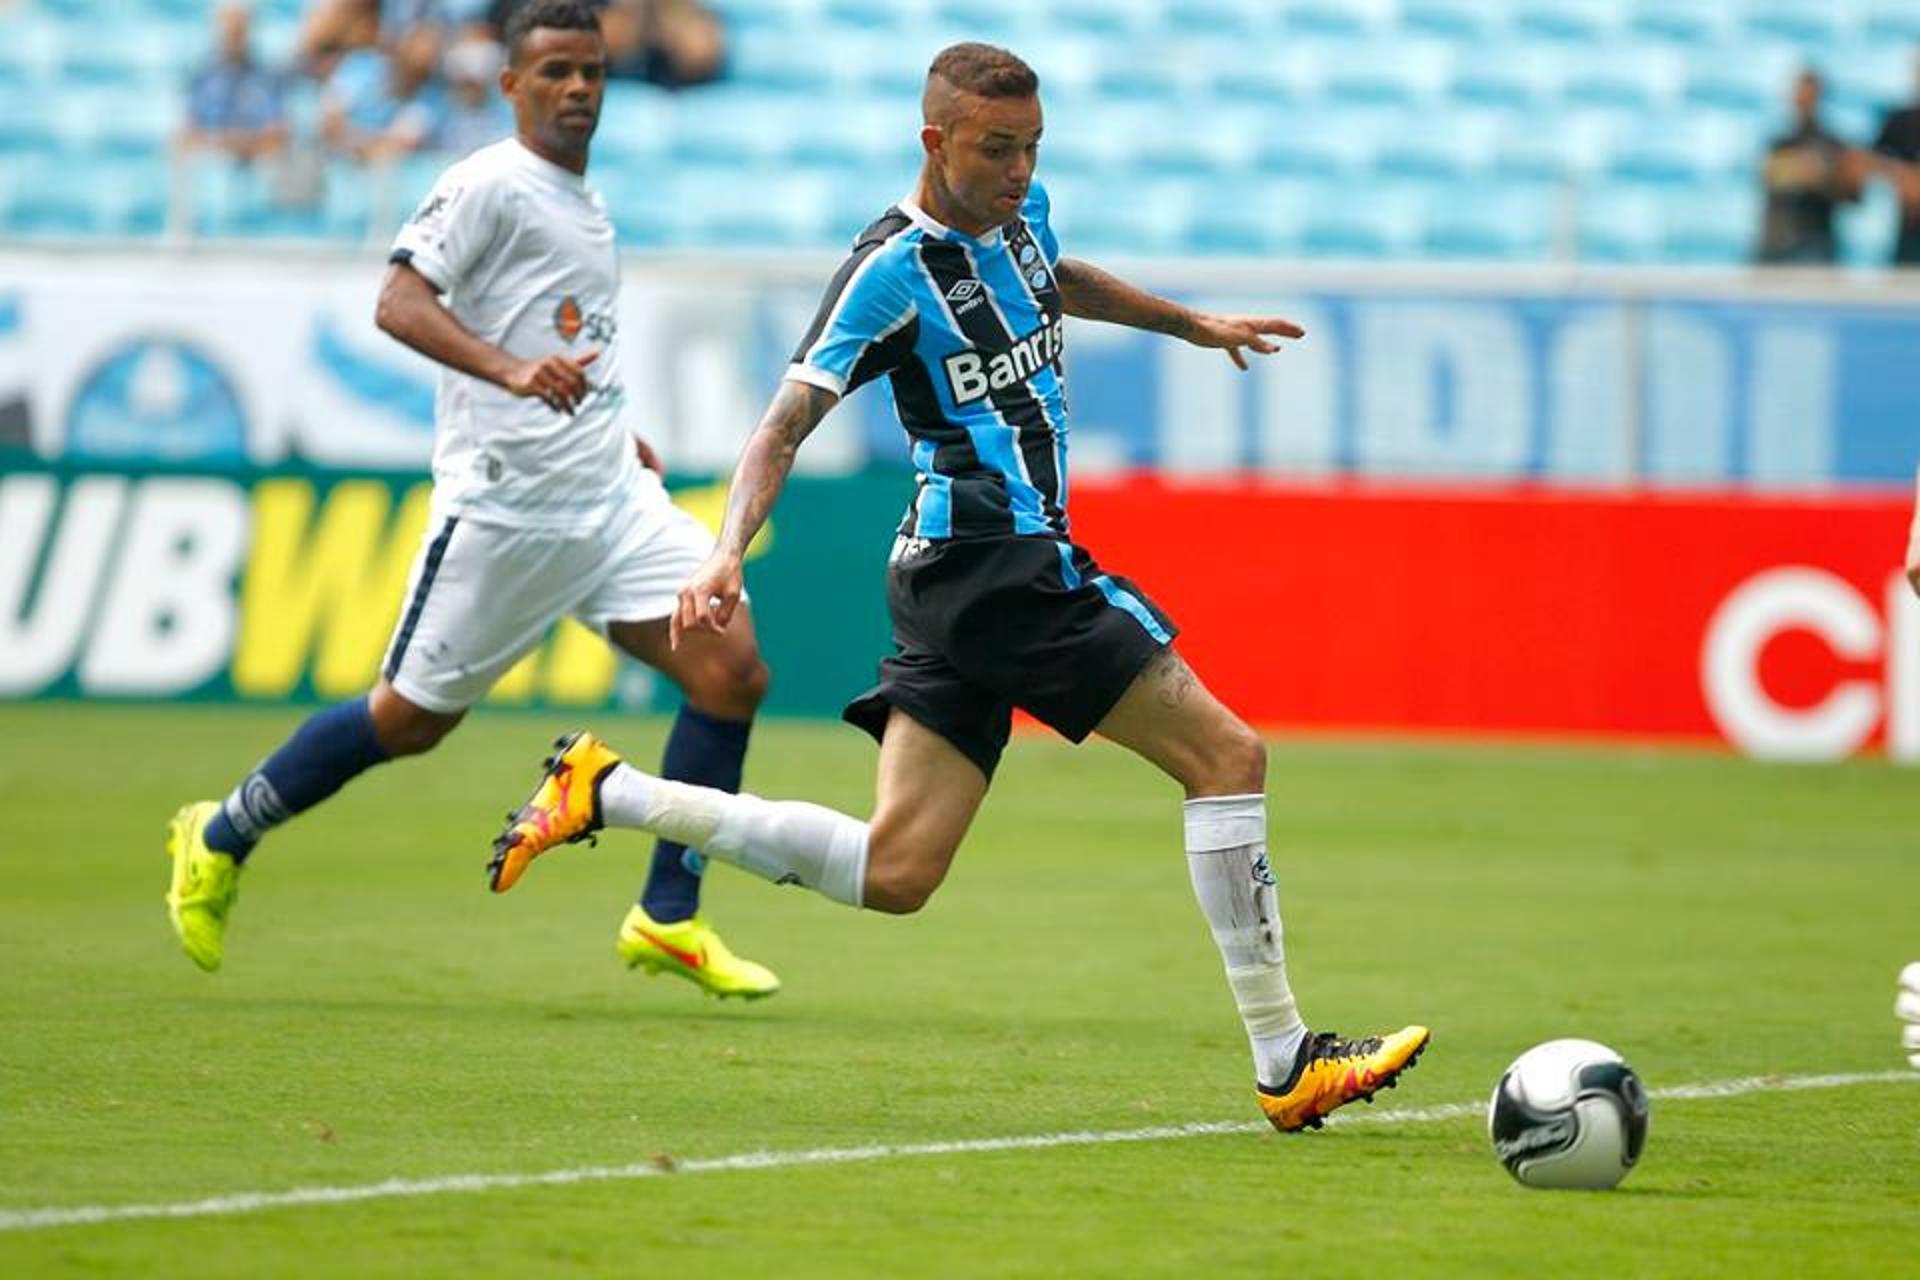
{"left": 2, "top": 1070, "right": 1913, "bottom": 1234}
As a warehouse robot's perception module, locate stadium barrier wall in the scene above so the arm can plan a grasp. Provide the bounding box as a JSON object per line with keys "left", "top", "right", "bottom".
{"left": 2, "top": 461, "right": 1912, "bottom": 762}
{"left": 2, "top": 249, "right": 1918, "bottom": 487}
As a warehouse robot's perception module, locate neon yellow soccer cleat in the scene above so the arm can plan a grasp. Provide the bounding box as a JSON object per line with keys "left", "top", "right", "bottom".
{"left": 489, "top": 731, "right": 624, "bottom": 893}
{"left": 164, "top": 801, "right": 241, "bottom": 972}
{"left": 616, "top": 905, "right": 781, "bottom": 1001}
{"left": 1257, "top": 1026, "right": 1431, "bottom": 1133}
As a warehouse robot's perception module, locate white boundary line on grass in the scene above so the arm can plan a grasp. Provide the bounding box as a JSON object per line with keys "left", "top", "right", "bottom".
{"left": 2, "top": 1069, "right": 1912, "bottom": 1233}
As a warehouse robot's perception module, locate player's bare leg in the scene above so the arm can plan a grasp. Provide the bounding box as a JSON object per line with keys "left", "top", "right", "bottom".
{"left": 1095, "top": 648, "right": 1429, "bottom": 1132}
{"left": 861, "top": 708, "right": 989, "bottom": 912}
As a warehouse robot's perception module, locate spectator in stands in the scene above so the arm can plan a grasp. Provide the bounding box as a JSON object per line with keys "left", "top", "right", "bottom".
{"left": 483, "top": 0, "right": 724, "bottom": 88}
{"left": 429, "top": 33, "right": 512, "bottom": 156}
{"left": 179, "top": 4, "right": 288, "bottom": 163}
{"left": 300, "top": 0, "right": 485, "bottom": 78}
{"left": 320, "top": 22, "right": 445, "bottom": 163}
{"left": 1873, "top": 53, "right": 1920, "bottom": 267}
{"left": 1756, "top": 69, "right": 1866, "bottom": 265}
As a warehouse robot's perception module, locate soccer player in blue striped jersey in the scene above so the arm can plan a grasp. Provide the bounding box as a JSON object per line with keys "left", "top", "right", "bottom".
{"left": 493, "top": 42, "right": 1430, "bottom": 1132}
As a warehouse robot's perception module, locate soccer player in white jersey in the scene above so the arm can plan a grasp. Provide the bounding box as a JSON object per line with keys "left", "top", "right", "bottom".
{"left": 163, "top": 0, "right": 779, "bottom": 1000}
{"left": 490, "top": 43, "right": 1428, "bottom": 1132}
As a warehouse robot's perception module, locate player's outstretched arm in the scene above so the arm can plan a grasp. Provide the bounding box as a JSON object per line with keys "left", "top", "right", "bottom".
{"left": 671, "top": 379, "right": 840, "bottom": 648}
{"left": 374, "top": 263, "right": 599, "bottom": 414}
{"left": 1054, "top": 257, "right": 1305, "bottom": 370}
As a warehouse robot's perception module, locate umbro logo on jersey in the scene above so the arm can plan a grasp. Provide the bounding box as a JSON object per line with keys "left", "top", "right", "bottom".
{"left": 945, "top": 279, "right": 982, "bottom": 304}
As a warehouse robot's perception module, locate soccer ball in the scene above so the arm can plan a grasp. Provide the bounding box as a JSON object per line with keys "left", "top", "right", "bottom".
{"left": 1488, "top": 1039, "right": 1650, "bottom": 1190}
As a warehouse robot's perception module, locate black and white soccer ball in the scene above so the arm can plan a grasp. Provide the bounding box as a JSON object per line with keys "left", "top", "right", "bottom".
{"left": 1488, "top": 1038, "right": 1650, "bottom": 1190}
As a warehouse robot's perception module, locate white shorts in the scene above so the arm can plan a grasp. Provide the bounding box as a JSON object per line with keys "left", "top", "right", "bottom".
{"left": 381, "top": 499, "right": 718, "bottom": 714}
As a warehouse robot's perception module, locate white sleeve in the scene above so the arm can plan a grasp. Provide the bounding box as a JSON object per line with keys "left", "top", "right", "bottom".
{"left": 388, "top": 164, "right": 500, "bottom": 293}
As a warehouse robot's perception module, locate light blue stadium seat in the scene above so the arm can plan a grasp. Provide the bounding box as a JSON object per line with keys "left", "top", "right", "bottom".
{"left": 1742, "top": 0, "right": 1851, "bottom": 49}
{"left": 786, "top": 95, "right": 913, "bottom": 173}
{"left": 1828, "top": 44, "right": 1914, "bottom": 123}
{"left": 1297, "top": 178, "right": 1424, "bottom": 258}
{"left": 3, "top": 156, "right": 104, "bottom": 236}
{"left": 593, "top": 84, "right": 674, "bottom": 170}
{"left": 1398, "top": 0, "right": 1502, "bottom": 42}
{"left": 707, "top": 0, "right": 809, "bottom": 35}
{"left": 1490, "top": 108, "right": 1616, "bottom": 182}
{"left": 668, "top": 171, "right": 831, "bottom": 248}
{"left": 590, "top": 163, "right": 675, "bottom": 247}
{"left": 1607, "top": 112, "right": 1757, "bottom": 189}
{"left": 1659, "top": 181, "right": 1760, "bottom": 264}
{"left": 667, "top": 93, "right": 792, "bottom": 170}
{"left": 1373, "top": 109, "right": 1500, "bottom": 180}
{"left": 1182, "top": 177, "right": 1310, "bottom": 256}
{"left": 0, "top": 83, "right": 60, "bottom": 162}
{"left": 1864, "top": 0, "right": 1920, "bottom": 45}
{"left": 1252, "top": 111, "right": 1380, "bottom": 179}
{"left": 1159, "top": 0, "right": 1261, "bottom": 39}
{"left": 725, "top": 28, "right": 833, "bottom": 95}
{"left": 1623, "top": 0, "right": 1727, "bottom": 46}
{"left": 1044, "top": 176, "right": 1185, "bottom": 257}
{"left": 1561, "top": 42, "right": 1681, "bottom": 112}
{"left": 1449, "top": 41, "right": 1554, "bottom": 109}
{"left": 929, "top": 0, "right": 1028, "bottom": 40}
{"left": 1575, "top": 185, "right": 1662, "bottom": 261}
{"left": 1841, "top": 178, "right": 1902, "bottom": 268}
{"left": 1319, "top": 38, "right": 1449, "bottom": 107}
{"left": 1421, "top": 178, "right": 1559, "bottom": 259}
{"left": 1682, "top": 44, "right": 1798, "bottom": 116}
{"left": 822, "top": 0, "right": 912, "bottom": 32}
{"left": 1512, "top": 0, "right": 1618, "bottom": 44}
{"left": 1091, "top": 55, "right": 1181, "bottom": 103}
{"left": 1049, "top": 0, "right": 1154, "bottom": 38}
{"left": 1128, "top": 106, "right": 1258, "bottom": 180}
{"left": 1284, "top": 0, "right": 1388, "bottom": 39}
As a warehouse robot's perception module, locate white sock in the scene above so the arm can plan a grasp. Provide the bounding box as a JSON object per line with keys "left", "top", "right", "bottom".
{"left": 598, "top": 764, "right": 869, "bottom": 907}
{"left": 1185, "top": 794, "right": 1307, "bottom": 1089}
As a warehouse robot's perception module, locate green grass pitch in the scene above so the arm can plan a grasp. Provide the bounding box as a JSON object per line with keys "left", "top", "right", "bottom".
{"left": 1, "top": 703, "right": 1916, "bottom": 1277}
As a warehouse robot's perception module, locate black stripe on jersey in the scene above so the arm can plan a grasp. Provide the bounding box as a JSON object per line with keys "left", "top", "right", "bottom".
{"left": 887, "top": 354, "right": 1004, "bottom": 537}
{"left": 846, "top": 312, "right": 918, "bottom": 396}
{"left": 789, "top": 209, "right": 913, "bottom": 368}
{"left": 917, "top": 240, "right": 1065, "bottom": 531}
{"left": 1000, "top": 219, "right": 1068, "bottom": 526}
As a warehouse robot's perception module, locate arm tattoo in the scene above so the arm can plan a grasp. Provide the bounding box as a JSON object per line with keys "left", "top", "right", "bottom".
{"left": 717, "top": 381, "right": 837, "bottom": 559}
{"left": 1056, "top": 257, "right": 1192, "bottom": 338}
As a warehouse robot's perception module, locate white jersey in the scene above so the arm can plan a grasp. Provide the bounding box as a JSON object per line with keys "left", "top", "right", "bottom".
{"left": 389, "top": 137, "right": 663, "bottom": 531}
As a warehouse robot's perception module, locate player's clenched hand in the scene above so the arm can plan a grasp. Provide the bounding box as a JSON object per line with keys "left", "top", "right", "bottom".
{"left": 1181, "top": 313, "right": 1306, "bottom": 371}
{"left": 671, "top": 553, "right": 744, "bottom": 650}
{"left": 503, "top": 350, "right": 599, "bottom": 413}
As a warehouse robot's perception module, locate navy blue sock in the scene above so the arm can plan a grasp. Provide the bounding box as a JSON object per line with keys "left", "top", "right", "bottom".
{"left": 640, "top": 705, "right": 752, "bottom": 922}
{"left": 203, "top": 697, "right": 392, "bottom": 862}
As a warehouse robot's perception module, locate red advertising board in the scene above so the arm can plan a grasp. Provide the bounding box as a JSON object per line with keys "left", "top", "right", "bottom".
{"left": 1070, "top": 479, "right": 1916, "bottom": 760}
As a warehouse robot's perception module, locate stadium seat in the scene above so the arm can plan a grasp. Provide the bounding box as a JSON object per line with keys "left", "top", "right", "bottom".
{"left": 1319, "top": 38, "right": 1450, "bottom": 107}
{"left": 1373, "top": 109, "right": 1500, "bottom": 180}
{"left": 1511, "top": 0, "right": 1618, "bottom": 44}
{"left": 1182, "top": 178, "right": 1311, "bottom": 256}
{"left": 1623, "top": 0, "right": 1727, "bottom": 46}
{"left": 1283, "top": 0, "right": 1390, "bottom": 39}
{"left": 1575, "top": 185, "right": 1662, "bottom": 261}
{"left": 1659, "top": 182, "right": 1760, "bottom": 264}
{"left": 1398, "top": 0, "right": 1503, "bottom": 42}
{"left": 1421, "top": 178, "right": 1560, "bottom": 259}
{"left": 1863, "top": 0, "right": 1920, "bottom": 45}
{"left": 1561, "top": 43, "right": 1681, "bottom": 113}
{"left": 1159, "top": 0, "right": 1262, "bottom": 39}
{"left": 1682, "top": 44, "right": 1798, "bottom": 116}
{"left": 1297, "top": 178, "right": 1423, "bottom": 257}
{"left": 1741, "top": 0, "right": 1850, "bottom": 49}
{"left": 1841, "top": 178, "right": 1902, "bottom": 268}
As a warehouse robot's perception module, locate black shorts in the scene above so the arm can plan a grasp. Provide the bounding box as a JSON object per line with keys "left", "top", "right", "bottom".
{"left": 843, "top": 535, "right": 1178, "bottom": 780}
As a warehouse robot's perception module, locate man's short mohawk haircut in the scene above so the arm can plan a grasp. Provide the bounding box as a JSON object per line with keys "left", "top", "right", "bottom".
{"left": 927, "top": 42, "right": 1039, "bottom": 98}
{"left": 504, "top": 0, "right": 601, "bottom": 62}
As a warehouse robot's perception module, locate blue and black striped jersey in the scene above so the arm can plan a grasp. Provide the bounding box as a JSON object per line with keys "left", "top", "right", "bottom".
{"left": 787, "top": 184, "right": 1070, "bottom": 542}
